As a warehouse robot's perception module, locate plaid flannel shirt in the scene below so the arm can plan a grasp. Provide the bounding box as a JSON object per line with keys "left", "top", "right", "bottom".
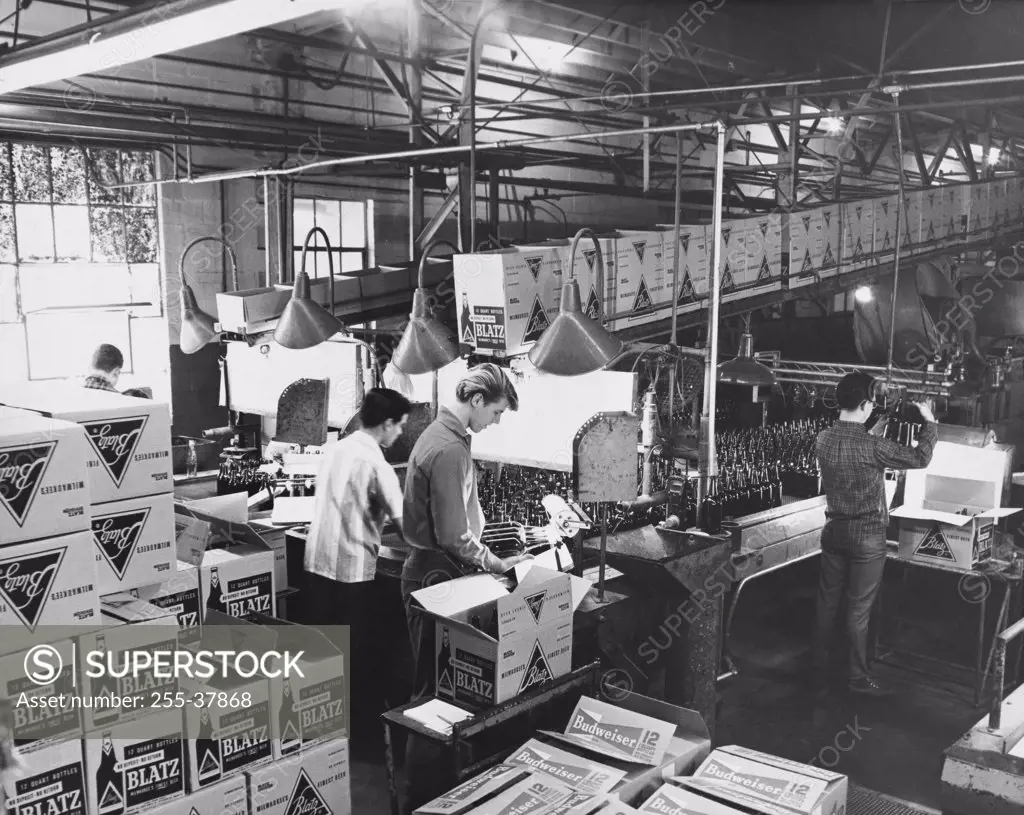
{"left": 82, "top": 373, "right": 118, "bottom": 392}
{"left": 815, "top": 420, "right": 938, "bottom": 544}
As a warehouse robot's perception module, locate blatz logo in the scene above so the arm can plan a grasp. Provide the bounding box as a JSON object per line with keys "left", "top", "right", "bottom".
{"left": 0, "top": 442, "right": 55, "bottom": 527}
{"left": 0, "top": 548, "right": 65, "bottom": 630}
{"left": 286, "top": 768, "right": 333, "bottom": 815}
{"left": 82, "top": 417, "right": 148, "bottom": 487}
{"left": 93, "top": 508, "right": 149, "bottom": 579}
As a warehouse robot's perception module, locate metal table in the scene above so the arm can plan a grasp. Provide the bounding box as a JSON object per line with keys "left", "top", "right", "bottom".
{"left": 380, "top": 661, "right": 601, "bottom": 815}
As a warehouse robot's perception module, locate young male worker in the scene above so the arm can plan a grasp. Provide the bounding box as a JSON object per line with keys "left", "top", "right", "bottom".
{"left": 303, "top": 387, "right": 410, "bottom": 757}
{"left": 813, "top": 371, "right": 937, "bottom": 696}
{"left": 82, "top": 344, "right": 123, "bottom": 391}
{"left": 401, "top": 363, "right": 533, "bottom": 805}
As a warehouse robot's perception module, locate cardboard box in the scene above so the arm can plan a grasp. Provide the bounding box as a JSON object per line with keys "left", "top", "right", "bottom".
{"left": 613, "top": 230, "right": 673, "bottom": 330}
{"left": 659, "top": 224, "right": 709, "bottom": 311}
{"left": 0, "top": 530, "right": 101, "bottom": 645}
{"left": 85, "top": 709, "right": 186, "bottom": 815}
{"left": 787, "top": 209, "right": 829, "bottom": 289}
{"left": 0, "top": 384, "right": 172, "bottom": 504}
{"left": 453, "top": 246, "right": 565, "bottom": 358}
{"left": 0, "top": 415, "right": 91, "bottom": 545}
{"left": 541, "top": 692, "right": 711, "bottom": 806}
{"left": 546, "top": 234, "right": 625, "bottom": 329}
{"left": 77, "top": 599, "right": 179, "bottom": 733}
{"left": 545, "top": 792, "right": 637, "bottom": 815}
{"left": 1, "top": 636, "right": 81, "bottom": 747}
{"left": 249, "top": 513, "right": 292, "bottom": 591}
{"left": 246, "top": 738, "right": 351, "bottom": 815}
{"left": 183, "top": 672, "right": 273, "bottom": 790}
{"left": 506, "top": 738, "right": 626, "bottom": 795}
{"left": 269, "top": 634, "right": 347, "bottom": 758}
{"left": 945, "top": 184, "right": 970, "bottom": 243}
{"left": 129, "top": 559, "right": 202, "bottom": 644}
{"left": 968, "top": 182, "right": 989, "bottom": 236}
{"left": 200, "top": 546, "right": 276, "bottom": 622}
{"left": 870, "top": 196, "right": 898, "bottom": 261}
{"left": 892, "top": 441, "right": 1020, "bottom": 571}
{"left": 215, "top": 279, "right": 334, "bottom": 335}
{"left": 147, "top": 775, "right": 248, "bottom": 815}
{"left": 900, "top": 191, "right": 923, "bottom": 248}
{"left": 840, "top": 201, "right": 874, "bottom": 270}
{"left": 742, "top": 215, "right": 784, "bottom": 292}
{"left": 92, "top": 492, "right": 176, "bottom": 595}
{"left": 466, "top": 774, "right": 573, "bottom": 814}
{"left": 414, "top": 764, "right": 532, "bottom": 815}
{"left": 2, "top": 739, "right": 88, "bottom": 815}
{"left": 411, "top": 566, "right": 585, "bottom": 711}
{"left": 685, "top": 745, "right": 847, "bottom": 815}
{"left": 640, "top": 783, "right": 750, "bottom": 815}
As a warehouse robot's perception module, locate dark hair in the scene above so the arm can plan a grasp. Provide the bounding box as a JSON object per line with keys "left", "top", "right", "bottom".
{"left": 360, "top": 388, "right": 412, "bottom": 428}
{"left": 455, "top": 363, "right": 519, "bottom": 410}
{"left": 121, "top": 388, "right": 151, "bottom": 399}
{"left": 91, "top": 344, "right": 124, "bottom": 373}
{"left": 836, "top": 372, "right": 876, "bottom": 410}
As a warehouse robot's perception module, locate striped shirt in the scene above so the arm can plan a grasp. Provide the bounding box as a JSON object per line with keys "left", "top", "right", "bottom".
{"left": 305, "top": 430, "right": 404, "bottom": 583}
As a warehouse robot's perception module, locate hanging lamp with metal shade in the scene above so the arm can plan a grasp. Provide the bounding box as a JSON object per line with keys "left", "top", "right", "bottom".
{"left": 275, "top": 226, "right": 344, "bottom": 350}
{"left": 391, "top": 239, "right": 460, "bottom": 375}
{"left": 178, "top": 235, "right": 241, "bottom": 355}
{"left": 717, "top": 319, "right": 777, "bottom": 387}
{"left": 528, "top": 228, "right": 624, "bottom": 376}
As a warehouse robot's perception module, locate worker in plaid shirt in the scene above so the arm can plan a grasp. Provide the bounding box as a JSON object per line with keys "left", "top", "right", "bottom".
{"left": 813, "top": 371, "right": 937, "bottom": 696}
{"left": 82, "top": 344, "right": 123, "bottom": 392}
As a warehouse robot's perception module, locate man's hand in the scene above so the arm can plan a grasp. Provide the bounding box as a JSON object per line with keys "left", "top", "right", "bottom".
{"left": 497, "top": 553, "right": 534, "bottom": 573}
{"left": 911, "top": 401, "right": 936, "bottom": 423}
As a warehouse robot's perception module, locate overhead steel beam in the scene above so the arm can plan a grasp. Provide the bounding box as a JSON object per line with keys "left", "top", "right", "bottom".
{"left": 760, "top": 95, "right": 788, "bottom": 152}
{"left": 955, "top": 121, "right": 979, "bottom": 182}
{"left": 927, "top": 127, "right": 955, "bottom": 179}
{"left": 407, "top": 0, "right": 425, "bottom": 260}
{"left": 901, "top": 115, "right": 929, "bottom": 186}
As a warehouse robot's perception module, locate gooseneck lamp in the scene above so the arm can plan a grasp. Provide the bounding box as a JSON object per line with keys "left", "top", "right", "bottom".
{"left": 527, "top": 228, "right": 624, "bottom": 376}
{"left": 391, "top": 239, "right": 460, "bottom": 375}
{"left": 178, "top": 235, "right": 240, "bottom": 355}
{"left": 274, "top": 226, "right": 344, "bottom": 350}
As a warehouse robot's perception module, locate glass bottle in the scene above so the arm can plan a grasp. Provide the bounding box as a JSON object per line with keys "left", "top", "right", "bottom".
{"left": 186, "top": 440, "right": 198, "bottom": 478}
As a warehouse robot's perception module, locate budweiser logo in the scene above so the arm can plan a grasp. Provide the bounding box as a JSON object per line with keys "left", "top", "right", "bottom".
{"left": 0, "top": 548, "right": 65, "bottom": 630}
{"left": 0, "top": 442, "right": 55, "bottom": 526}
{"left": 93, "top": 508, "right": 149, "bottom": 579}
{"left": 83, "top": 416, "right": 148, "bottom": 487}
{"left": 286, "top": 770, "right": 332, "bottom": 815}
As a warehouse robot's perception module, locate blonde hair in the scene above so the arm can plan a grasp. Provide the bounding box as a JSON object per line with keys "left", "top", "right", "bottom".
{"left": 455, "top": 363, "right": 519, "bottom": 410}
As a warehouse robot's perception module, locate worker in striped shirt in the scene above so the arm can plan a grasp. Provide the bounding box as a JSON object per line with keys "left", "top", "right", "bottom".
{"left": 304, "top": 387, "right": 411, "bottom": 758}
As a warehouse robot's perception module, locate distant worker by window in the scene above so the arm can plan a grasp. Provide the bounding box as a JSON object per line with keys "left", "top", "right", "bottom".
{"left": 82, "top": 344, "right": 123, "bottom": 392}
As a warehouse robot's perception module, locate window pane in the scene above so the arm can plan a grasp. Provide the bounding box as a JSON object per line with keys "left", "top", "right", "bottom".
{"left": 86, "top": 149, "right": 123, "bottom": 204}
{"left": 26, "top": 310, "right": 131, "bottom": 379}
{"left": 16, "top": 203, "right": 54, "bottom": 262}
{"left": 54, "top": 205, "right": 90, "bottom": 261}
{"left": 125, "top": 208, "right": 158, "bottom": 263}
{"left": 314, "top": 199, "right": 341, "bottom": 246}
{"left": 50, "top": 147, "right": 87, "bottom": 204}
{"left": 293, "top": 198, "right": 316, "bottom": 246}
{"left": 340, "top": 251, "right": 363, "bottom": 273}
{"left": 341, "top": 201, "right": 365, "bottom": 248}
{"left": 0, "top": 264, "right": 17, "bottom": 322}
{"left": 20, "top": 264, "right": 131, "bottom": 313}
{"left": 90, "top": 207, "right": 127, "bottom": 263}
{"left": 0, "top": 203, "right": 15, "bottom": 263}
{"left": 122, "top": 151, "right": 156, "bottom": 206}
{"left": 13, "top": 144, "right": 49, "bottom": 202}
{"left": 0, "top": 144, "right": 12, "bottom": 202}
{"left": 130, "top": 264, "right": 161, "bottom": 306}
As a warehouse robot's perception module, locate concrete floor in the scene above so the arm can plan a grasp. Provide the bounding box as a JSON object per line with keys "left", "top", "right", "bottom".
{"left": 350, "top": 555, "right": 996, "bottom": 814}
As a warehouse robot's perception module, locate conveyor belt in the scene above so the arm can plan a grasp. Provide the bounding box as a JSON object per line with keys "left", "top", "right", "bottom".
{"left": 849, "top": 786, "right": 938, "bottom": 815}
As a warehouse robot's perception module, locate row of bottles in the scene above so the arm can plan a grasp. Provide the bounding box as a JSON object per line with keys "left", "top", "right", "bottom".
{"left": 877, "top": 399, "right": 925, "bottom": 446}
{"left": 217, "top": 451, "right": 275, "bottom": 498}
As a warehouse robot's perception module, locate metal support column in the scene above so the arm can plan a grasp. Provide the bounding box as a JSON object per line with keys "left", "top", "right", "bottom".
{"left": 407, "top": 0, "right": 424, "bottom": 260}
{"left": 788, "top": 85, "right": 800, "bottom": 205}
{"left": 488, "top": 168, "right": 500, "bottom": 243}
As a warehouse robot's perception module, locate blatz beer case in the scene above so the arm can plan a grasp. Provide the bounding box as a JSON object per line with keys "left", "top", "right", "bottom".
{"left": 0, "top": 384, "right": 173, "bottom": 504}
{"left": 2, "top": 739, "right": 88, "bottom": 815}
{"left": 91, "top": 492, "right": 176, "bottom": 595}
{"left": 246, "top": 739, "right": 351, "bottom": 815}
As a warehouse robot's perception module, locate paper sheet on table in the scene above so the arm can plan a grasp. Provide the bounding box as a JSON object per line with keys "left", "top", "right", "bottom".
{"left": 404, "top": 699, "right": 473, "bottom": 735}
{"left": 270, "top": 496, "right": 316, "bottom": 524}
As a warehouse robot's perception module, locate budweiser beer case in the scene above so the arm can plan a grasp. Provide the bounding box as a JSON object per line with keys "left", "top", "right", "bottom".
{"left": 0, "top": 384, "right": 173, "bottom": 504}
{"left": 685, "top": 746, "right": 848, "bottom": 815}
{"left": 548, "top": 696, "right": 676, "bottom": 767}
{"left": 414, "top": 764, "right": 531, "bottom": 815}
{"left": 246, "top": 738, "right": 351, "bottom": 815}
{"left": 147, "top": 775, "right": 247, "bottom": 815}
{"left": 411, "top": 566, "right": 586, "bottom": 711}
{"left": 0, "top": 415, "right": 91, "bottom": 545}
{"left": 85, "top": 709, "right": 187, "bottom": 815}
{"left": 0, "top": 530, "right": 101, "bottom": 648}
{"left": 640, "top": 783, "right": 749, "bottom": 815}
{"left": 77, "top": 599, "right": 179, "bottom": 733}
{"left": 505, "top": 738, "right": 626, "bottom": 795}
{"left": 92, "top": 492, "right": 176, "bottom": 595}
{"left": 129, "top": 559, "right": 202, "bottom": 644}
{"left": 2, "top": 738, "right": 88, "bottom": 815}
{"left": 465, "top": 773, "right": 573, "bottom": 814}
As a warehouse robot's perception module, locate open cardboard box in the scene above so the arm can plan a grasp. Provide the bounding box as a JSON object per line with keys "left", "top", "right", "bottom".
{"left": 410, "top": 566, "right": 591, "bottom": 710}
{"left": 891, "top": 441, "right": 1021, "bottom": 571}
{"left": 538, "top": 692, "right": 712, "bottom": 806}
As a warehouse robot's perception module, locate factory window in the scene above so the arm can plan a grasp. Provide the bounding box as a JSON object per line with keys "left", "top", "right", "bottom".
{"left": 292, "top": 197, "right": 374, "bottom": 278}
{"left": 0, "top": 142, "right": 162, "bottom": 383}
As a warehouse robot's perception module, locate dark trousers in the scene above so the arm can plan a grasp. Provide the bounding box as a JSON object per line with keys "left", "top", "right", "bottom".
{"left": 813, "top": 523, "right": 887, "bottom": 682}
{"left": 302, "top": 571, "right": 391, "bottom": 755}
